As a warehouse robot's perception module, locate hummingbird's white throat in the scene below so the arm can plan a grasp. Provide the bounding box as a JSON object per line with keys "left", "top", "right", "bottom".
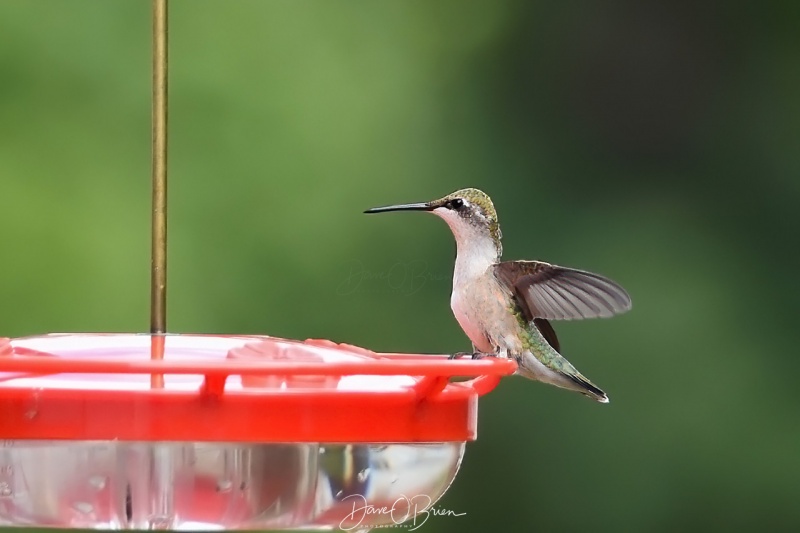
{"left": 432, "top": 206, "right": 500, "bottom": 285}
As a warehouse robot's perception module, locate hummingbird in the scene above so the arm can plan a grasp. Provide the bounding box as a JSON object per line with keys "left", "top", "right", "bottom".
{"left": 364, "top": 188, "right": 631, "bottom": 403}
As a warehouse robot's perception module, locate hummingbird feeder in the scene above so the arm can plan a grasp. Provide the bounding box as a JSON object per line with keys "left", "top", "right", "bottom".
{"left": 0, "top": 2, "right": 516, "bottom": 530}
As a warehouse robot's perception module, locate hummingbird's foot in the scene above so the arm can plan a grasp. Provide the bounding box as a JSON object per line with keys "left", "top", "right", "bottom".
{"left": 448, "top": 352, "right": 493, "bottom": 360}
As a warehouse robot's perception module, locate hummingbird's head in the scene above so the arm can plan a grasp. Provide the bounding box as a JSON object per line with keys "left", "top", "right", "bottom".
{"left": 364, "top": 188, "right": 503, "bottom": 260}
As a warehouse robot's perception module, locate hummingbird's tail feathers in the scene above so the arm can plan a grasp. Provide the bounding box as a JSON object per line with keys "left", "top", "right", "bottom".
{"left": 564, "top": 372, "right": 609, "bottom": 403}
{"left": 514, "top": 351, "right": 610, "bottom": 403}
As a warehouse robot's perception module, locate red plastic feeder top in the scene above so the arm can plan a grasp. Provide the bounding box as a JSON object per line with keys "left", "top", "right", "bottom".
{"left": 0, "top": 334, "right": 517, "bottom": 444}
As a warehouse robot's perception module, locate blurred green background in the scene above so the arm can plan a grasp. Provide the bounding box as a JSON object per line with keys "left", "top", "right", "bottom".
{"left": 1, "top": 1, "right": 798, "bottom": 531}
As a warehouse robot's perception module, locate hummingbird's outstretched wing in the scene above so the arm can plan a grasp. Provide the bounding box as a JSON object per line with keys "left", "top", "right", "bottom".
{"left": 494, "top": 260, "right": 631, "bottom": 321}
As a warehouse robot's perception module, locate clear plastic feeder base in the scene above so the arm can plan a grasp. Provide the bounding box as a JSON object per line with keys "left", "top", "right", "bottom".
{"left": 0, "top": 441, "right": 463, "bottom": 530}
{"left": 0, "top": 334, "right": 515, "bottom": 530}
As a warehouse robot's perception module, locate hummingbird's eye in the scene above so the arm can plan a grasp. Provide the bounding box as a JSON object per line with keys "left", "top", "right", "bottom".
{"left": 449, "top": 198, "right": 464, "bottom": 210}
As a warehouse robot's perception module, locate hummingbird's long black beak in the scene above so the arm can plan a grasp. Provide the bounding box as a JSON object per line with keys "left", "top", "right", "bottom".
{"left": 363, "top": 202, "right": 433, "bottom": 214}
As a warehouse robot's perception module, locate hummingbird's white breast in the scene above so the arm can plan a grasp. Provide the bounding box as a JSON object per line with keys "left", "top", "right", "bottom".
{"left": 448, "top": 246, "right": 523, "bottom": 354}
{"left": 433, "top": 204, "right": 524, "bottom": 356}
{"left": 450, "top": 272, "right": 524, "bottom": 356}
{"left": 450, "top": 288, "right": 493, "bottom": 353}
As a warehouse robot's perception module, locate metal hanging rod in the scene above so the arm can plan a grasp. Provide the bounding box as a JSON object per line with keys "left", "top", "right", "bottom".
{"left": 151, "top": 0, "right": 168, "bottom": 336}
